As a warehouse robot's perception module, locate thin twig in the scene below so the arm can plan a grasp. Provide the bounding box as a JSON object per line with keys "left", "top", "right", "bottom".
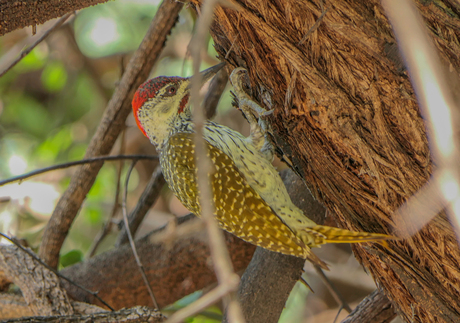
{"left": 188, "top": 0, "right": 245, "bottom": 322}
{"left": 0, "top": 232, "right": 114, "bottom": 311}
{"left": 0, "top": 13, "right": 72, "bottom": 78}
{"left": 88, "top": 130, "right": 127, "bottom": 257}
{"left": 122, "top": 160, "right": 159, "bottom": 310}
{"left": 0, "top": 155, "right": 158, "bottom": 187}
{"left": 313, "top": 264, "right": 352, "bottom": 314}
{"left": 298, "top": 7, "right": 328, "bottom": 45}
{"left": 225, "top": 33, "right": 240, "bottom": 60}
{"left": 383, "top": 0, "right": 460, "bottom": 237}
{"left": 191, "top": 0, "right": 232, "bottom": 287}
{"left": 116, "top": 165, "right": 165, "bottom": 247}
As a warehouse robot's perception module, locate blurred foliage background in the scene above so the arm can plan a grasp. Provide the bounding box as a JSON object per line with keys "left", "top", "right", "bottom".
{"left": 0, "top": 1, "right": 387, "bottom": 322}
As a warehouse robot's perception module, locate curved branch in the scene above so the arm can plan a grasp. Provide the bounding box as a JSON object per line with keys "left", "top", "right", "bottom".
{"left": 0, "top": 155, "right": 158, "bottom": 187}
{"left": 39, "top": 0, "right": 184, "bottom": 269}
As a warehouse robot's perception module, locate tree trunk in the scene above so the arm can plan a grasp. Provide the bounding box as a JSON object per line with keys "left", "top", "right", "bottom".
{"left": 191, "top": 0, "right": 460, "bottom": 322}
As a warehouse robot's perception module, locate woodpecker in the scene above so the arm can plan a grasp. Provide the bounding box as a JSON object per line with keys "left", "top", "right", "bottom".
{"left": 132, "top": 63, "right": 392, "bottom": 267}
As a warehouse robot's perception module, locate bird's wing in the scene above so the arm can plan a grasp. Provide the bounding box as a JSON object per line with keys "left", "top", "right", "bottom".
{"left": 203, "top": 122, "right": 318, "bottom": 230}
{"left": 162, "top": 131, "right": 312, "bottom": 259}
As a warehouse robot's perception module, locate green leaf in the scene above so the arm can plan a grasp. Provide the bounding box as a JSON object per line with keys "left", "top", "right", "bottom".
{"left": 60, "top": 249, "right": 83, "bottom": 267}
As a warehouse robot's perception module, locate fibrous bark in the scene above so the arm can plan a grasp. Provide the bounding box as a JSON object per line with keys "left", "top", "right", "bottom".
{"left": 192, "top": 0, "right": 460, "bottom": 322}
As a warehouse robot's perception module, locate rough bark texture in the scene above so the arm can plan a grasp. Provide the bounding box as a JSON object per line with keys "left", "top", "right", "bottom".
{"left": 0, "top": 245, "right": 74, "bottom": 316}
{"left": 189, "top": 0, "right": 460, "bottom": 322}
{"left": 341, "top": 289, "right": 396, "bottom": 323}
{"left": 62, "top": 216, "right": 256, "bottom": 310}
{"left": 0, "top": 0, "right": 110, "bottom": 36}
{"left": 0, "top": 294, "right": 34, "bottom": 319}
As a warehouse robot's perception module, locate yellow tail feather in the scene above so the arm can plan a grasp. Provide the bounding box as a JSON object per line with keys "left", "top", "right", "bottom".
{"left": 310, "top": 225, "right": 395, "bottom": 244}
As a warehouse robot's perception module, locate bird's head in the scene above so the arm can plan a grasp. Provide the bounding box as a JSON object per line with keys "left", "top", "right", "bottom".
{"left": 132, "top": 63, "right": 225, "bottom": 149}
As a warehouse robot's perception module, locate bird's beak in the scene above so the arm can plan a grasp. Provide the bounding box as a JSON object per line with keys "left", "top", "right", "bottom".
{"left": 187, "top": 62, "right": 226, "bottom": 89}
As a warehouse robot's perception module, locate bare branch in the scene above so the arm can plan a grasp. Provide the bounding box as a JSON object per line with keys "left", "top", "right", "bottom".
{"left": 0, "top": 155, "right": 158, "bottom": 187}
{"left": 61, "top": 215, "right": 256, "bottom": 309}
{"left": 116, "top": 165, "right": 165, "bottom": 247}
{"left": 223, "top": 247, "right": 305, "bottom": 323}
{"left": 0, "top": 293, "right": 33, "bottom": 319}
{"left": 39, "top": 0, "right": 184, "bottom": 269}
{"left": 176, "top": 0, "right": 245, "bottom": 321}
{"left": 121, "top": 161, "right": 159, "bottom": 309}
{"left": 0, "top": 294, "right": 106, "bottom": 320}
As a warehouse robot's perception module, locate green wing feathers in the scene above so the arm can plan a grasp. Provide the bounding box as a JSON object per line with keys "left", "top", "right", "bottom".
{"left": 162, "top": 132, "right": 309, "bottom": 258}
{"left": 162, "top": 131, "right": 394, "bottom": 266}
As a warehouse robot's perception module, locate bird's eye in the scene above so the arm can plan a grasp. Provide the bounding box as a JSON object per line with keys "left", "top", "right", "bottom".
{"left": 166, "top": 85, "right": 177, "bottom": 95}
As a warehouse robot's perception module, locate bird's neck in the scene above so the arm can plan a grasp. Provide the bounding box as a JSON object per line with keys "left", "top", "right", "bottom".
{"left": 154, "top": 110, "right": 194, "bottom": 152}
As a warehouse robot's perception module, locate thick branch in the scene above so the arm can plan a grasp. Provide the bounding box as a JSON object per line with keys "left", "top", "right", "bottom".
{"left": 0, "top": 294, "right": 33, "bottom": 319}
{"left": 0, "top": 245, "right": 73, "bottom": 316}
{"left": 39, "top": 0, "right": 184, "bottom": 269}
{"left": 224, "top": 247, "right": 304, "bottom": 323}
{"left": 62, "top": 215, "right": 256, "bottom": 309}
{"left": 0, "top": 0, "right": 109, "bottom": 36}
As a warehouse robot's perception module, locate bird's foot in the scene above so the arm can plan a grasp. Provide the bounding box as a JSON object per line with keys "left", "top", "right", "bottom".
{"left": 230, "top": 67, "right": 274, "bottom": 159}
